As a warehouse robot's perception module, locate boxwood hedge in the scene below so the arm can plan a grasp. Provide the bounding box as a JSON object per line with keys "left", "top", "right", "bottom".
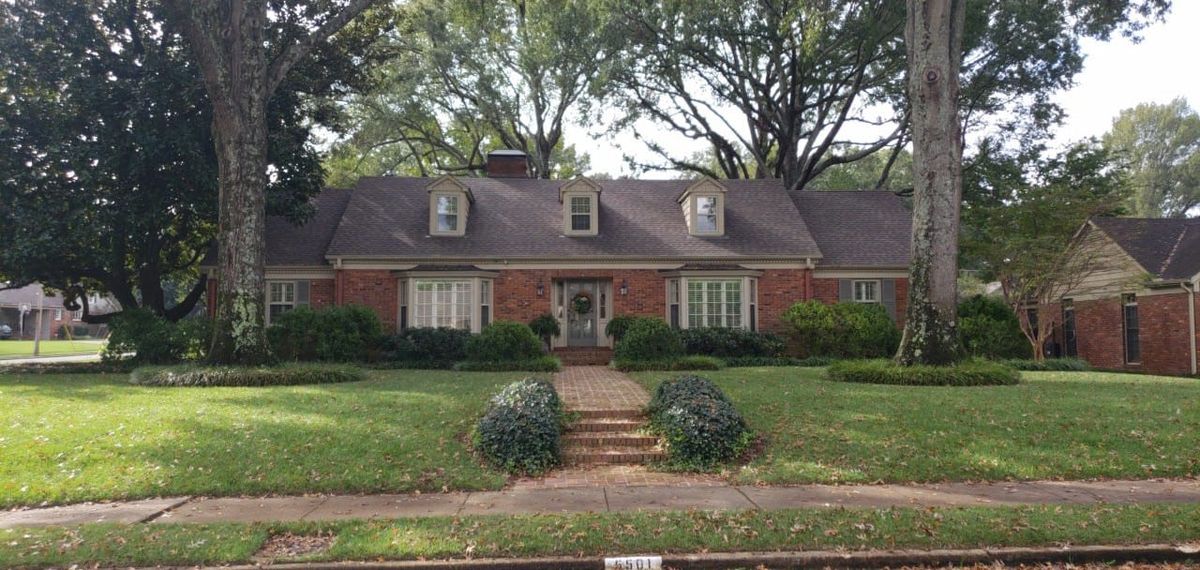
{"left": 129, "top": 364, "right": 367, "bottom": 387}
{"left": 646, "top": 375, "right": 751, "bottom": 470}
{"left": 825, "top": 359, "right": 1020, "bottom": 386}
{"left": 1001, "top": 357, "right": 1091, "bottom": 371}
{"left": 473, "top": 378, "right": 563, "bottom": 475}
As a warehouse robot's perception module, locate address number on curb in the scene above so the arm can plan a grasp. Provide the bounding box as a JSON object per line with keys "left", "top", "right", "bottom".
{"left": 604, "top": 556, "right": 663, "bottom": 570}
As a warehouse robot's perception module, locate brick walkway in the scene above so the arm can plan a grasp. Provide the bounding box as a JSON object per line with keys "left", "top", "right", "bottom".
{"left": 553, "top": 365, "right": 649, "bottom": 413}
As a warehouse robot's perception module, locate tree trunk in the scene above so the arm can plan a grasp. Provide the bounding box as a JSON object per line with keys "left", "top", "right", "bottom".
{"left": 895, "top": 0, "right": 965, "bottom": 366}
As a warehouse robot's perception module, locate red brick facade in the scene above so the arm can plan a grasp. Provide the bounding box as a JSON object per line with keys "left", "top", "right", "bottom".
{"left": 1051, "top": 291, "right": 1198, "bottom": 377}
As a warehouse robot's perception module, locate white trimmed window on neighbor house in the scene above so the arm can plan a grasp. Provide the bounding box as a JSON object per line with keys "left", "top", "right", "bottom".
{"left": 852, "top": 279, "right": 880, "bottom": 304}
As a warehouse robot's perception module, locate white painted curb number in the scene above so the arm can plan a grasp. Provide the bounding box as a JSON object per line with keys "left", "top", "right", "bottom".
{"left": 605, "top": 556, "right": 663, "bottom": 570}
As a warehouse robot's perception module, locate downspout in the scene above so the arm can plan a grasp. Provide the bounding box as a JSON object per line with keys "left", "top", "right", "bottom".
{"left": 334, "top": 258, "right": 344, "bottom": 306}
{"left": 1185, "top": 281, "right": 1197, "bottom": 376}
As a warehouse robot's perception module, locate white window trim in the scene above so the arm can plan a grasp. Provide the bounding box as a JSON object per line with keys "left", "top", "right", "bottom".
{"left": 426, "top": 176, "right": 473, "bottom": 237}
{"left": 678, "top": 178, "right": 727, "bottom": 236}
{"left": 403, "top": 277, "right": 493, "bottom": 333}
{"left": 54, "top": 309, "right": 63, "bottom": 321}
{"left": 669, "top": 276, "right": 757, "bottom": 330}
{"left": 431, "top": 193, "right": 462, "bottom": 234}
{"left": 852, "top": 279, "right": 882, "bottom": 304}
{"left": 692, "top": 195, "right": 722, "bottom": 235}
{"left": 561, "top": 192, "right": 599, "bottom": 236}
{"left": 266, "top": 280, "right": 297, "bottom": 325}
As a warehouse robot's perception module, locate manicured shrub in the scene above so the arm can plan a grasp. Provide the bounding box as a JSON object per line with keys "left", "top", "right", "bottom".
{"left": 103, "top": 309, "right": 209, "bottom": 364}
{"left": 614, "top": 317, "right": 683, "bottom": 361}
{"left": 782, "top": 301, "right": 899, "bottom": 359}
{"left": 268, "top": 305, "right": 383, "bottom": 363}
{"left": 528, "top": 314, "right": 561, "bottom": 351}
{"left": 2, "top": 362, "right": 135, "bottom": 374}
{"left": 611, "top": 355, "right": 723, "bottom": 372}
{"left": 1002, "top": 357, "right": 1091, "bottom": 371}
{"left": 466, "top": 321, "right": 543, "bottom": 362}
{"left": 721, "top": 356, "right": 834, "bottom": 368}
{"left": 454, "top": 356, "right": 562, "bottom": 372}
{"left": 646, "top": 375, "right": 751, "bottom": 469}
{"left": 474, "top": 378, "right": 563, "bottom": 475}
{"left": 381, "top": 327, "right": 472, "bottom": 366}
{"left": 605, "top": 315, "right": 643, "bottom": 343}
{"left": 958, "top": 295, "right": 1032, "bottom": 360}
{"left": 679, "top": 327, "right": 785, "bottom": 358}
{"left": 129, "top": 364, "right": 366, "bottom": 387}
{"left": 825, "top": 359, "right": 1020, "bottom": 387}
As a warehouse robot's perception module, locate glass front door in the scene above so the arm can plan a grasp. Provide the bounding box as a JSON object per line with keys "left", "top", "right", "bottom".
{"left": 565, "top": 280, "right": 598, "bottom": 346}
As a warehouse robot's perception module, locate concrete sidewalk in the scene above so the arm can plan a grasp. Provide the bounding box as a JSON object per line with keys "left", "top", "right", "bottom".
{"left": 0, "top": 352, "right": 103, "bottom": 365}
{"left": 4, "top": 478, "right": 1199, "bottom": 528}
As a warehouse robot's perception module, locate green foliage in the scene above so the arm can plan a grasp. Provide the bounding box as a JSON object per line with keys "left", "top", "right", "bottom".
{"left": 1002, "top": 358, "right": 1092, "bottom": 371}
{"left": 957, "top": 295, "right": 1032, "bottom": 360}
{"left": 721, "top": 356, "right": 835, "bottom": 368}
{"left": 0, "top": 362, "right": 136, "bottom": 375}
{"left": 473, "top": 378, "right": 563, "bottom": 475}
{"left": 268, "top": 305, "right": 384, "bottom": 363}
{"left": 129, "top": 364, "right": 367, "bottom": 387}
{"left": 1102, "top": 97, "right": 1200, "bottom": 218}
{"left": 826, "top": 359, "right": 1020, "bottom": 387}
{"left": 611, "top": 355, "right": 724, "bottom": 372}
{"left": 466, "top": 321, "right": 543, "bottom": 363}
{"left": 782, "top": 301, "right": 899, "bottom": 359}
{"left": 103, "top": 310, "right": 210, "bottom": 364}
{"left": 527, "top": 314, "right": 560, "bottom": 348}
{"left": 614, "top": 318, "right": 683, "bottom": 361}
{"left": 454, "top": 357, "right": 562, "bottom": 372}
{"left": 679, "top": 327, "right": 784, "bottom": 358}
{"left": 381, "top": 327, "right": 472, "bottom": 366}
{"left": 604, "top": 315, "right": 644, "bottom": 343}
{"left": 646, "top": 375, "right": 751, "bottom": 469}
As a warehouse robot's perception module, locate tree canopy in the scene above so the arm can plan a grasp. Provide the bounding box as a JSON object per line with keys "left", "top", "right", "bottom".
{"left": 1102, "top": 97, "right": 1200, "bottom": 218}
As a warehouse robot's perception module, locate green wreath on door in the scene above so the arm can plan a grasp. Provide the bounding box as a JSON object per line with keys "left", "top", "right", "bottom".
{"left": 571, "top": 292, "right": 593, "bottom": 315}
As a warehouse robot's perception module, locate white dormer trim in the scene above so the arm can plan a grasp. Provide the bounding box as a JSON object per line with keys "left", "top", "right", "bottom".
{"left": 678, "top": 177, "right": 726, "bottom": 236}
{"left": 559, "top": 177, "right": 602, "bottom": 237}
{"left": 427, "top": 175, "right": 474, "bottom": 237}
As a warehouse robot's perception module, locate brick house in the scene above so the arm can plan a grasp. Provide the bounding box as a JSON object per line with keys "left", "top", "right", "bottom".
{"left": 1043, "top": 217, "right": 1200, "bottom": 377}
{"left": 204, "top": 151, "right": 912, "bottom": 358}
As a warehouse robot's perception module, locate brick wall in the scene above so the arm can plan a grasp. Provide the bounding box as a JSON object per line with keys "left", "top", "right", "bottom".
{"left": 811, "top": 277, "right": 907, "bottom": 328}
{"left": 492, "top": 269, "right": 669, "bottom": 325}
{"left": 310, "top": 279, "right": 336, "bottom": 309}
{"left": 755, "top": 269, "right": 808, "bottom": 332}
{"left": 1073, "top": 292, "right": 1194, "bottom": 376}
{"left": 340, "top": 270, "right": 398, "bottom": 330}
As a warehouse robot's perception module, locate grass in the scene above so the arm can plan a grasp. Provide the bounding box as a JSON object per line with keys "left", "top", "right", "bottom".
{"left": 3, "top": 503, "right": 1200, "bottom": 568}
{"left": 0, "top": 340, "right": 105, "bottom": 360}
{"left": 0, "top": 369, "right": 532, "bottom": 508}
{"left": 630, "top": 368, "right": 1200, "bottom": 485}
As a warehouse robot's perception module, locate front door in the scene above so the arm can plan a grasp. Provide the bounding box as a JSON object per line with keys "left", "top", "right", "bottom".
{"left": 565, "top": 280, "right": 598, "bottom": 346}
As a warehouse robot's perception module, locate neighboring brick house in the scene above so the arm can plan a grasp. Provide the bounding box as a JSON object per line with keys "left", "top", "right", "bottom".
{"left": 204, "top": 151, "right": 912, "bottom": 354}
{"left": 0, "top": 283, "right": 113, "bottom": 339}
{"left": 1043, "top": 217, "right": 1200, "bottom": 377}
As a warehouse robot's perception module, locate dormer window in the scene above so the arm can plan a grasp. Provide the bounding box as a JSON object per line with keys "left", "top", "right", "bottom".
{"left": 559, "top": 177, "right": 601, "bottom": 236}
{"left": 427, "top": 175, "right": 473, "bottom": 237}
{"left": 679, "top": 178, "right": 726, "bottom": 236}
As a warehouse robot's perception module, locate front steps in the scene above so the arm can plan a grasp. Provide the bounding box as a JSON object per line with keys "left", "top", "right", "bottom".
{"left": 562, "top": 408, "right": 665, "bottom": 466}
{"left": 553, "top": 347, "right": 614, "bottom": 366}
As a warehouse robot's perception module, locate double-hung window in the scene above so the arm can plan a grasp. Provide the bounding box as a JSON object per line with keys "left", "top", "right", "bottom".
{"left": 570, "top": 196, "right": 592, "bottom": 232}
{"left": 694, "top": 196, "right": 719, "bottom": 233}
{"left": 268, "top": 281, "right": 296, "bottom": 324}
{"left": 1062, "top": 300, "right": 1077, "bottom": 357}
{"left": 1123, "top": 294, "right": 1140, "bottom": 364}
{"left": 687, "top": 279, "right": 742, "bottom": 328}
{"left": 413, "top": 280, "right": 473, "bottom": 330}
{"left": 852, "top": 280, "right": 880, "bottom": 304}
{"left": 667, "top": 279, "right": 681, "bottom": 328}
{"left": 436, "top": 195, "right": 459, "bottom": 232}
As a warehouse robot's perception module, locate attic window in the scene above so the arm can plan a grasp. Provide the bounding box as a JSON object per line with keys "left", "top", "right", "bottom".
{"left": 570, "top": 196, "right": 592, "bottom": 231}
{"left": 559, "top": 177, "right": 601, "bottom": 236}
{"left": 436, "top": 195, "right": 459, "bottom": 232}
{"left": 679, "top": 178, "right": 726, "bottom": 236}
{"left": 695, "top": 196, "right": 719, "bottom": 233}
{"left": 426, "top": 175, "right": 473, "bottom": 237}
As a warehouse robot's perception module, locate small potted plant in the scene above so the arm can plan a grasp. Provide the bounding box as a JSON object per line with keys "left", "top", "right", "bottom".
{"left": 528, "top": 313, "right": 561, "bottom": 353}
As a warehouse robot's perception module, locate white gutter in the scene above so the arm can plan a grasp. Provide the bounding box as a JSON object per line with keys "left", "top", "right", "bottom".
{"left": 1187, "top": 280, "right": 1198, "bottom": 376}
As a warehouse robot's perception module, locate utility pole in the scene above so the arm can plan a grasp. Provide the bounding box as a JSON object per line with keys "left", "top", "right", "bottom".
{"left": 32, "top": 290, "right": 43, "bottom": 356}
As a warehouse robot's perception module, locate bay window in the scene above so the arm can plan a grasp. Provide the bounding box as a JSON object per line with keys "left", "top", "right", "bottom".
{"left": 665, "top": 274, "right": 758, "bottom": 330}
{"left": 400, "top": 274, "right": 495, "bottom": 333}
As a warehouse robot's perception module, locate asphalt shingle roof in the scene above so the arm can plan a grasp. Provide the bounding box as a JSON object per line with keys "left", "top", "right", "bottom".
{"left": 1092, "top": 217, "right": 1200, "bottom": 280}
{"left": 792, "top": 190, "right": 912, "bottom": 268}
{"left": 264, "top": 188, "right": 353, "bottom": 266}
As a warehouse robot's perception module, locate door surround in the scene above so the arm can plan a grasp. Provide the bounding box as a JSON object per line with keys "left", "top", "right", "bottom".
{"left": 553, "top": 278, "right": 613, "bottom": 348}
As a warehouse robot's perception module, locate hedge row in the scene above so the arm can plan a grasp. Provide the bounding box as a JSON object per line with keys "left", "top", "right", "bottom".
{"left": 611, "top": 355, "right": 723, "bottom": 372}
{"left": 455, "top": 357, "right": 561, "bottom": 372}
{"left": 1001, "top": 357, "right": 1091, "bottom": 371}
{"left": 473, "top": 378, "right": 563, "bottom": 475}
{"left": 129, "top": 364, "right": 367, "bottom": 387}
{"left": 825, "top": 359, "right": 1020, "bottom": 387}
{"left": 646, "top": 375, "right": 752, "bottom": 470}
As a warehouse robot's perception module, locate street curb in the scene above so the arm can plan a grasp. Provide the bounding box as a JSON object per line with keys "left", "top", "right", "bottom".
{"left": 140, "top": 543, "right": 1200, "bottom": 570}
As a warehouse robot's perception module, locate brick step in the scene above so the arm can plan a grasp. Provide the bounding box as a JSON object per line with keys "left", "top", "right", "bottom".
{"left": 568, "top": 418, "right": 647, "bottom": 432}
{"left": 552, "top": 348, "right": 614, "bottom": 366}
{"left": 562, "top": 447, "right": 667, "bottom": 466}
{"left": 571, "top": 408, "right": 643, "bottom": 420}
{"left": 562, "top": 432, "right": 659, "bottom": 447}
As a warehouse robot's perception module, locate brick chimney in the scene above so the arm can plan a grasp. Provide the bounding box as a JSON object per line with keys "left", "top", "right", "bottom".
{"left": 485, "top": 149, "right": 531, "bottom": 178}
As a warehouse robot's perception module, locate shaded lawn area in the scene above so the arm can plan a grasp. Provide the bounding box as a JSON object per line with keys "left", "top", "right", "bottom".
{"left": 0, "top": 340, "right": 105, "bottom": 360}
{"left": 3, "top": 503, "right": 1200, "bottom": 568}
{"left": 630, "top": 368, "right": 1200, "bottom": 485}
{"left": 0, "top": 370, "right": 528, "bottom": 508}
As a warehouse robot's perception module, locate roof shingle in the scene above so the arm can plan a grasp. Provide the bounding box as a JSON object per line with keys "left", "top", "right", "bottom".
{"left": 1092, "top": 217, "right": 1200, "bottom": 280}
{"left": 791, "top": 190, "right": 912, "bottom": 268}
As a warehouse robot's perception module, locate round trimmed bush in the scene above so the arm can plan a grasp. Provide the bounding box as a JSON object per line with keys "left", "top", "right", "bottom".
{"left": 648, "top": 374, "right": 731, "bottom": 415}
{"left": 958, "top": 295, "right": 1031, "bottom": 360}
{"left": 129, "top": 364, "right": 366, "bottom": 387}
{"left": 645, "top": 375, "right": 751, "bottom": 469}
{"left": 825, "top": 359, "right": 1020, "bottom": 386}
{"left": 782, "top": 301, "right": 899, "bottom": 359}
{"left": 474, "top": 378, "right": 563, "bottom": 474}
{"left": 614, "top": 317, "right": 683, "bottom": 361}
{"left": 466, "top": 321, "right": 542, "bottom": 362}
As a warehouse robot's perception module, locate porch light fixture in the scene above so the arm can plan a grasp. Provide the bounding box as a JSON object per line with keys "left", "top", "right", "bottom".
{"left": 536, "top": 281, "right": 545, "bottom": 297}
{"left": 619, "top": 279, "right": 628, "bottom": 296}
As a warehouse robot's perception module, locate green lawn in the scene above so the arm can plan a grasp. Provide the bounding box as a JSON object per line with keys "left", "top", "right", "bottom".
{"left": 4, "top": 504, "right": 1199, "bottom": 568}
{"left": 0, "top": 340, "right": 105, "bottom": 360}
{"left": 631, "top": 368, "right": 1200, "bottom": 485}
{"left": 0, "top": 370, "right": 527, "bottom": 508}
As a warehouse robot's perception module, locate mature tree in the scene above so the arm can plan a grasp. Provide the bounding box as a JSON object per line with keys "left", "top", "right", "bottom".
{"left": 0, "top": 0, "right": 352, "bottom": 322}
{"left": 894, "top": 0, "right": 965, "bottom": 366}
{"left": 327, "top": 0, "right": 622, "bottom": 182}
{"left": 1102, "top": 97, "right": 1200, "bottom": 218}
{"left": 962, "top": 142, "right": 1131, "bottom": 359}
{"left": 165, "top": 0, "right": 386, "bottom": 364}
{"left": 807, "top": 146, "right": 914, "bottom": 191}
{"left": 615, "top": 0, "right": 1170, "bottom": 190}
